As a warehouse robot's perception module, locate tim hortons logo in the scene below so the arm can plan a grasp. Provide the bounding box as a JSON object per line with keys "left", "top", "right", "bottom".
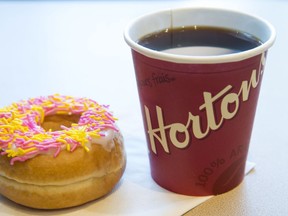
{"left": 144, "top": 54, "right": 266, "bottom": 154}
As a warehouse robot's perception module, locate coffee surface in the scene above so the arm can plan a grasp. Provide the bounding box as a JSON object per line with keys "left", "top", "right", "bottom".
{"left": 138, "top": 26, "right": 262, "bottom": 56}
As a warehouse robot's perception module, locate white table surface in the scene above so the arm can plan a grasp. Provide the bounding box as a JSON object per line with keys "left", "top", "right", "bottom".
{"left": 0, "top": 0, "right": 287, "bottom": 215}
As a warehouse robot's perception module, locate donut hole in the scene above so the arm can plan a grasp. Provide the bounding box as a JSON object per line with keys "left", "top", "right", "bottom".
{"left": 41, "top": 114, "right": 81, "bottom": 132}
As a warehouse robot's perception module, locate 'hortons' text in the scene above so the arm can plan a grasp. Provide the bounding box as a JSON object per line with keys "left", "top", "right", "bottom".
{"left": 145, "top": 55, "right": 265, "bottom": 154}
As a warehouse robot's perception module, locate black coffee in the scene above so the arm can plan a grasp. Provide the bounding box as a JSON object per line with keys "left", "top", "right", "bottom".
{"left": 138, "top": 26, "right": 262, "bottom": 56}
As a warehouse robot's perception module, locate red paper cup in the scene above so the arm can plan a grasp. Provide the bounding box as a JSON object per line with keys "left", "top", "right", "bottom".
{"left": 124, "top": 7, "right": 275, "bottom": 196}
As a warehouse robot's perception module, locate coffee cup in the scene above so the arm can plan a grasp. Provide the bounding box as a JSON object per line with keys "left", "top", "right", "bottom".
{"left": 124, "top": 7, "right": 275, "bottom": 196}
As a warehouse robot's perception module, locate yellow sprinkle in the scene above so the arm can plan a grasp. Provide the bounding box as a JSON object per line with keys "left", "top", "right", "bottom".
{"left": 31, "top": 106, "right": 45, "bottom": 123}
{"left": 66, "top": 143, "right": 71, "bottom": 151}
{"left": 90, "top": 116, "right": 102, "bottom": 121}
{"left": 22, "top": 147, "right": 37, "bottom": 154}
{"left": 56, "top": 111, "right": 70, "bottom": 115}
{"left": 0, "top": 136, "right": 11, "bottom": 141}
{"left": 22, "top": 136, "right": 30, "bottom": 141}
{"left": 84, "top": 146, "right": 90, "bottom": 152}
{"left": 56, "top": 138, "right": 67, "bottom": 144}
{"left": 53, "top": 95, "right": 62, "bottom": 102}
{"left": 33, "top": 134, "right": 52, "bottom": 142}
{"left": 42, "top": 101, "right": 54, "bottom": 107}
{"left": 84, "top": 102, "right": 88, "bottom": 110}
{"left": 5, "top": 146, "right": 37, "bottom": 157}
{"left": 88, "top": 131, "right": 100, "bottom": 138}
{"left": 0, "top": 125, "right": 14, "bottom": 129}
{"left": 57, "top": 104, "right": 70, "bottom": 109}
{"left": 11, "top": 103, "right": 18, "bottom": 108}
{"left": 1, "top": 117, "right": 9, "bottom": 124}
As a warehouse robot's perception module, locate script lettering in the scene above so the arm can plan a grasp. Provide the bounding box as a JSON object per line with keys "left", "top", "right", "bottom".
{"left": 145, "top": 56, "right": 264, "bottom": 154}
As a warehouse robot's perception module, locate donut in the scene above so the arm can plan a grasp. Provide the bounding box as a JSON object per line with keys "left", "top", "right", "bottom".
{"left": 0, "top": 94, "right": 126, "bottom": 209}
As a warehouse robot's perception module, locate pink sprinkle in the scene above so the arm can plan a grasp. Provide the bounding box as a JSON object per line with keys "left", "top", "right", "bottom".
{"left": 37, "top": 143, "right": 59, "bottom": 151}
{"left": 0, "top": 137, "right": 13, "bottom": 144}
{"left": 71, "top": 143, "right": 78, "bottom": 152}
{"left": 23, "top": 140, "right": 34, "bottom": 145}
{"left": 11, "top": 156, "right": 29, "bottom": 165}
{"left": 60, "top": 125, "right": 69, "bottom": 130}
{"left": 53, "top": 146, "right": 62, "bottom": 157}
{"left": 0, "top": 113, "right": 11, "bottom": 118}
{"left": 45, "top": 108, "right": 57, "bottom": 116}
{"left": 25, "top": 150, "right": 38, "bottom": 156}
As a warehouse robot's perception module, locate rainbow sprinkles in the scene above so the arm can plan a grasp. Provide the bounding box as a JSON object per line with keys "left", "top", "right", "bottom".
{"left": 0, "top": 94, "right": 118, "bottom": 165}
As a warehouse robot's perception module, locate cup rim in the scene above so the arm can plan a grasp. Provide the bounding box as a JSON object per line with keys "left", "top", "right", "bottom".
{"left": 124, "top": 6, "right": 276, "bottom": 64}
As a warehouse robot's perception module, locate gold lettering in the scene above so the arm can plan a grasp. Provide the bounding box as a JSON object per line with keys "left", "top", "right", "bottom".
{"left": 145, "top": 106, "right": 169, "bottom": 154}
{"left": 188, "top": 113, "right": 209, "bottom": 139}
{"left": 200, "top": 86, "right": 232, "bottom": 130}
{"left": 169, "top": 123, "right": 189, "bottom": 149}
{"left": 144, "top": 66, "right": 263, "bottom": 155}
{"left": 221, "top": 93, "right": 239, "bottom": 119}
{"left": 239, "top": 68, "right": 261, "bottom": 101}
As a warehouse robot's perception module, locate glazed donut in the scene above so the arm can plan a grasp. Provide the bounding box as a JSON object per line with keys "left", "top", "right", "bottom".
{"left": 0, "top": 94, "right": 126, "bottom": 209}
